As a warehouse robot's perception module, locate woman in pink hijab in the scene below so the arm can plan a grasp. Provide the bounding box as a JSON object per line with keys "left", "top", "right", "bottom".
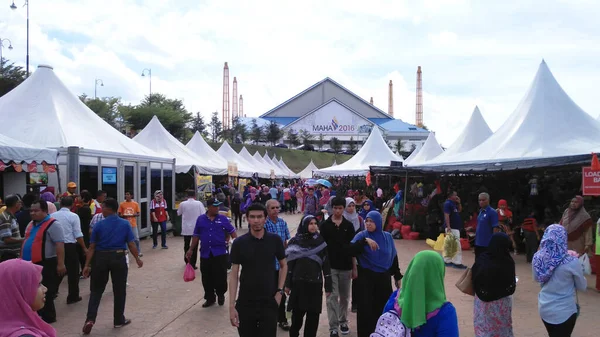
{"left": 0, "top": 259, "right": 56, "bottom": 337}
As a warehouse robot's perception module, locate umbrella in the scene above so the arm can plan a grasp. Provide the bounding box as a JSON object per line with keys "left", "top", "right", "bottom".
{"left": 316, "top": 179, "right": 332, "bottom": 188}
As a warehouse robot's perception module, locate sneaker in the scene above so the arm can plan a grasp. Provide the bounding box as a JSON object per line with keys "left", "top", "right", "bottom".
{"left": 444, "top": 262, "right": 454, "bottom": 267}
{"left": 152, "top": 245, "right": 157, "bottom": 249}
{"left": 67, "top": 296, "right": 83, "bottom": 304}
{"left": 138, "top": 253, "right": 143, "bottom": 257}
{"left": 278, "top": 321, "right": 290, "bottom": 331}
{"left": 218, "top": 295, "right": 225, "bottom": 306}
{"left": 340, "top": 323, "right": 350, "bottom": 335}
{"left": 452, "top": 264, "right": 468, "bottom": 270}
{"left": 114, "top": 318, "right": 132, "bottom": 328}
{"left": 161, "top": 246, "right": 168, "bottom": 249}
{"left": 202, "top": 300, "right": 216, "bottom": 308}
{"left": 82, "top": 320, "right": 94, "bottom": 335}
{"left": 330, "top": 331, "right": 339, "bottom": 337}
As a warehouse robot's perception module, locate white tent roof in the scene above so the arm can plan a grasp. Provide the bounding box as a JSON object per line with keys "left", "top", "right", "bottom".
{"left": 298, "top": 160, "right": 318, "bottom": 179}
{"left": 0, "top": 133, "right": 58, "bottom": 164}
{"left": 278, "top": 158, "right": 299, "bottom": 178}
{"left": 134, "top": 116, "right": 215, "bottom": 174}
{"left": 426, "top": 106, "right": 492, "bottom": 164}
{"left": 404, "top": 132, "right": 444, "bottom": 166}
{"left": 238, "top": 147, "right": 271, "bottom": 178}
{"left": 185, "top": 132, "right": 228, "bottom": 175}
{"left": 271, "top": 155, "right": 292, "bottom": 177}
{"left": 0, "top": 65, "right": 170, "bottom": 162}
{"left": 217, "top": 142, "right": 267, "bottom": 178}
{"left": 314, "top": 126, "right": 404, "bottom": 176}
{"left": 263, "top": 152, "right": 287, "bottom": 178}
{"left": 429, "top": 60, "right": 600, "bottom": 165}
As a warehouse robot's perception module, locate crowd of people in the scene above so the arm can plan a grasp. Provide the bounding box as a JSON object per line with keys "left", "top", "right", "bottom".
{"left": 0, "top": 180, "right": 598, "bottom": 337}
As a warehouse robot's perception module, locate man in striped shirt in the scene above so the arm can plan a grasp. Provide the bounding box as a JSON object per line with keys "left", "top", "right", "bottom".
{"left": 0, "top": 195, "right": 24, "bottom": 261}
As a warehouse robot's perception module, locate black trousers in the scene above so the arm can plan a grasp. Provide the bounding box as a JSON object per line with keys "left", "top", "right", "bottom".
{"left": 474, "top": 245, "right": 487, "bottom": 259}
{"left": 183, "top": 236, "right": 198, "bottom": 267}
{"left": 543, "top": 313, "right": 577, "bottom": 337}
{"left": 64, "top": 243, "right": 81, "bottom": 301}
{"left": 86, "top": 251, "right": 128, "bottom": 325}
{"left": 290, "top": 310, "right": 319, "bottom": 337}
{"left": 273, "top": 272, "right": 287, "bottom": 323}
{"left": 351, "top": 279, "right": 358, "bottom": 309}
{"left": 37, "top": 258, "right": 59, "bottom": 323}
{"left": 78, "top": 244, "right": 87, "bottom": 272}
{"left": 233, "top": 212, "right": 242, "bottom": 228}
{"left": 523, "top": 230, "right": 539, "bottom": 263}
{"left": 200, "top": 253, "right": 228, "bottom": 301}
{"left": 236, "top": 300, "right": 278, "bottom": 337}
{"left": 356, "top": 266, "right": 393, "bottom": 337}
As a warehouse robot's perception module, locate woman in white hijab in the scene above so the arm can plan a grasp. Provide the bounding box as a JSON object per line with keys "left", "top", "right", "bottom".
{"left": 344, "top": 197, "right": 364, "bottom": 313}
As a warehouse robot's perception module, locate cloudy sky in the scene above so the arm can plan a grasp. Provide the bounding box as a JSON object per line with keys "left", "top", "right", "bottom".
{"left": 1, "top": 0, "right": 598, "bottom": 146}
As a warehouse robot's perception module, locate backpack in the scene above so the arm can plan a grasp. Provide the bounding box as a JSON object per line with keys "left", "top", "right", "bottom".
{"left": 370, "top": 310, "right": 411, "bottom": 337}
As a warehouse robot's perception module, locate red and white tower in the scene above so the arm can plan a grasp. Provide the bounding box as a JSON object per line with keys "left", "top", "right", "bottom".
{"left": 370, "top": 97, "right": 373, "bottom": 105}
{"left": 222, "top": 62, "right": 230, "bottom": 129}
{"left": 388, "top": 80, "right": 394, "bottom": 117}
{"left": 416, "top": 66, "right": 423, "bottom": 127}
{"left": 239, "top": 95, "right": 244, "bottom": 117}
{"left": 232, "top": 77, "right": 238, "bottom": 120}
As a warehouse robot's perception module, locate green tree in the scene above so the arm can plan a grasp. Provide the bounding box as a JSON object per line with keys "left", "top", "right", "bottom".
{"left": 230, "top": 116, "right": 248, "bottom": 143}
{"left": 348, "top": 136, "right": 357, "bottom": 153}
{"left": 300, "top": 129, "right": 314, "bottom": 148}
{"left": 250, "top": 119, "right": 263, "bottom": 145}
{"left": 0, "top": 58, "right": 26, "bottom": 98}
{"left": 393, "top": 139, "right": 404, "bottom": 153}
{"left": 265, "top": 121, "right": 283, "bottom": 146}
{"left": 208, "top": 111, "right": 222, "bottom": 142}
{"left": 286, "top": 128, "right": 300, "bottom": 147}
{"left": 421, "top": 124, "right": 429, "bottom": 130}
{"left": 317, "top": 133, "right": 325, "bottom": 150}
{"left": 330, "top": 137, "right": 342, "bottom": 153}
{"left": 190, "top": 112, "right": 208, "bottom": 138}
{"left": 79, "top": 94, "right": 123, "bottom": 129}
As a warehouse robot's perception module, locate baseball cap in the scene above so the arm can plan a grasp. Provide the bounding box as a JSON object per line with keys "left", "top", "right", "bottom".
{"left": 206, "top": 198, "right": 223, "bottom": 207}
{"left": 154, "top": 190, "right": 163, "bottom": 197}
{"left": 67, "top": 182, "right": 77, "bottom": 188}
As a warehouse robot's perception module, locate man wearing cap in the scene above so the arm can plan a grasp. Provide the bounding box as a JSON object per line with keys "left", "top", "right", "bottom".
{"left": 62, "top": 182, "right": 83, "bottom": 212}
{"left": 186, "top": 198, "right": 237, "bottom": 307}
{"left": 150, "top": 190, "right": 170, "bottom": 249}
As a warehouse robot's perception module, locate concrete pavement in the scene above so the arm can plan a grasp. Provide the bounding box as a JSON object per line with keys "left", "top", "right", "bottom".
{"left": 50, "top": 212, "right": 598, "bottom": 336}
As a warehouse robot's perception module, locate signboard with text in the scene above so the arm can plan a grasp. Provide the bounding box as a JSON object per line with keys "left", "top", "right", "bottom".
{"left": 287, "top": 100, "right": 373, "bottom": 135}
{"left": 582, "top": 166, "right": 600, "bottom": 196}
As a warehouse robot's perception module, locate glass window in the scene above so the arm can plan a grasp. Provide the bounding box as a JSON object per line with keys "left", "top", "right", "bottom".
{"left": 151, "top": 169, "right": 161, "bottom": 198}
{"left": 80, "top": 165, "right": 99, "bottom": 195}
{"left": 124, "top": 165, "right": 134, "bottom": 196}
{"left": 140, "top": 166, "right": 147, "bottom": 199}
{"left": 140, "top": 202, "right": 148, "bottom": 229}
{"left": 162, "top": 169, "right": 173, "bottom": 207}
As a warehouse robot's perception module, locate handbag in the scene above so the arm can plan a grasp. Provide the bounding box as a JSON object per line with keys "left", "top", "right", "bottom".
{"left": 455, "top": 267, "right": 474, "bottom": 296}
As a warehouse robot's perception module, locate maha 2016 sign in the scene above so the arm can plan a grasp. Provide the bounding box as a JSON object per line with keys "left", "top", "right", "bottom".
{"left": 582, "top": 167, "right": 600, "bottom": 196}
{"left": 291, "top": 100, "right": 373, "bottom": 135}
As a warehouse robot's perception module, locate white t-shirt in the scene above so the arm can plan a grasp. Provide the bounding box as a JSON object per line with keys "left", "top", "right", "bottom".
{"left": 177, "top": 198, "right": 206, "bottom": 236}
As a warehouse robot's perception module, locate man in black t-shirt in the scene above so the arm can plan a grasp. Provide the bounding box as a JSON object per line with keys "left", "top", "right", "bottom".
{"left": 229, "top": 203, "right": 286, "bottom": 337}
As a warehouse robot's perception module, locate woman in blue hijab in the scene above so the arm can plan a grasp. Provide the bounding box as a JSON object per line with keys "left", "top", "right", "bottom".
{"left": 349, "top": 210, "right": 402, "bottom": 337}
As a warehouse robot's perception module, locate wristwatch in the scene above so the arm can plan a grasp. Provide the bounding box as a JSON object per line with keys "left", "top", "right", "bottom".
{"left": 276, "top": 288, "right": 285, "bottom": 296}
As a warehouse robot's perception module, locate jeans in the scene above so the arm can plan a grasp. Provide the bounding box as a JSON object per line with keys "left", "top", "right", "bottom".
{"left": 37, "top": 257, "right": 59, "bottom": 323}
{"left": 236, "top": 300, "right": 278, "bottom": 337}
{"left": 200, "top": 253, "right": 228, "bottom": 302}
{"left": 131, "top": 226, "right": 141, "bottom": 253}
{"left": 543, "top": 313, "right": 577, "bottom": 337}
{"left": 326, "top": 269, "right": 351, "bottom": 332}
{"left": 63, "top": 243, "right": 81, "bottom": 301}
{"left": 151, "top": 221, "right": 167, "bottom": 247}
{"left": 290, "top": 310, "right": 319, "bottom": 337}
{"left": 86, "top": 251, "right": 128, "bottom": 325}
{"left": 183, "top": 235, "right": 198, "bottom": 267}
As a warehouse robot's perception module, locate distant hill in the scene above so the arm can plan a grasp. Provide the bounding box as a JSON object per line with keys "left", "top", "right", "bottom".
{"left": 207, "top": 143, "right": 352, "bottom": 172}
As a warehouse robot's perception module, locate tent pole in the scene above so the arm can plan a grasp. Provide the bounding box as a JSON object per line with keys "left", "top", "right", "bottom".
{"left": 403, "top": 170, "right": 408, "bottom": 223}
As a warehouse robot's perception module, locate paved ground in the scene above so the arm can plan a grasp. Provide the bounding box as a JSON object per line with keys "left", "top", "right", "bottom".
{"left": 51, "top": 212, "right": 599, "bottom": 337}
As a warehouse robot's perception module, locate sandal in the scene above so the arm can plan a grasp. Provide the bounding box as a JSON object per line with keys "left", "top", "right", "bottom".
{"left": 278, "top": 321, "right": 290, "bottom": 331}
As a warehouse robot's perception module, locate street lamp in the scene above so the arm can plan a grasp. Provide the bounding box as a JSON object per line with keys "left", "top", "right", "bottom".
{"left": 141, "top": 68, "right": 152, "bottom": 105}
{"left": 94, "top": 78, "right": 104, "bottom": 99}
{"left": 0, "top": 38, "right": 13, "bottom": 76}
{"left": 10, "top": 0, "right": 29, "bottom": 77}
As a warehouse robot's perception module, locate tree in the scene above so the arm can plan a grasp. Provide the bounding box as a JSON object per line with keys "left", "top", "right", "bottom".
{"left": 393, "top": 139, "right": 404, "bottom": 153}
{"left": 421, "top": 124, "right": 429, "bottom": 130}
{"left": 286, "top": 128, "right": 300, "bottom": 147}
{"left": 330, "top": 137, "right": 342, "bottom": 153}
{"left": 265, "top": 121, "right": 283, "bottom": 146}
{"left": 190, "top": 112, "right": 208, "bottom": 138}
{"left": 300, "top": 129, "right": 314, "bottom": 148}
{"left": 0, "top": 58, "right": 26, "bottom": 98}
{"left": 317, "top": 133, "right": 325, "bottom": 150}
{"left": 230, "top": 116, "right": 248, "bottom": 143}
{"left": 209, "top": 111, "right": 222, "bottom": 142}
{"left": 250, "top": 119, "right": 262, "bottom": 145}
{"left": 348, "top": 136, "right": 357, "bottom": 153}
{"left": 79, "top": 94, "right": 123, "bottom": 129}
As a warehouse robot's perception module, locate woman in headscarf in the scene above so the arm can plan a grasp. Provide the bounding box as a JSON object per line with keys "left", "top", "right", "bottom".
{"left": 285, "top": 215, "right": 332, "bottom": 337}
{"left": 472, "top": 233, "right": 516, "bottom": 337}
{"left": 343, "top": 197, "right": 364, "bottom": 313}
{"left": 559, "top": 196, "right": 594, "bottom": 255}
{"left": 39, "top": 191, "right": 57, "bottom": 215}
{"left": 383, "top": 251, "right": 459, "bottom": 336}
{"left": 534, "top": 225, "right": 587, "bottom": 337}
{"left": 0, "top": 259, "right": 57, "bottom": 337}
{"left": 358, "top": 200, "right": 374, "bottom": 220}
{"left": 496, "top": 200, "right": 516, "bottom": 253}
{"left": 349, "top": 210, "right": 402, "bottom": 337}
{"left": 319, "top": 188, "right": 330, "bottom": 207}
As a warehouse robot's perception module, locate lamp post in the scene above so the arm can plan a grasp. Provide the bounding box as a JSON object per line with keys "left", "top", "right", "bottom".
{"left": 10, "top": 0, "right": 29, "bottom": 77}
{"left": 0, "top": 38, "right": 13, "bottom": 76}
{"left": 141, "top": 68, "right": 151, "bottom": 105}
{"left": 94, "top": 78, "right": 104, "bottom": 99}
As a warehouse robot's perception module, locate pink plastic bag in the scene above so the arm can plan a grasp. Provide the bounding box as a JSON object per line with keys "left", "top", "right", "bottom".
{"left": 183, "top": 263, "right": 196, "bottom": 282}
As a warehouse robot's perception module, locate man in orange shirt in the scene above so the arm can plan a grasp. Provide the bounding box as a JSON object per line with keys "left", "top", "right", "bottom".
{"left": 118, "top": 191, "right": 141, "bottom": 257}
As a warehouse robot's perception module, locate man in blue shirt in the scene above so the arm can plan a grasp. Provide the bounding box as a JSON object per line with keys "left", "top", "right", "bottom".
{"left": 81, "top": 198, "right": 143, "bottom": 335}
{"left": 443, "top": 191, "right": 467, "bottom": 269}
{"left": 475, "top": 192, "right": 500, "bottom": 257}
{"left": 186, "top": 198, "right": 237, "bottom": 308}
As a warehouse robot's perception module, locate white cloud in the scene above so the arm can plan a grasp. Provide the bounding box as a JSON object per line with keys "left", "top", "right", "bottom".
{"left": 0, "top": 0, "right": 599, "bottom": 146}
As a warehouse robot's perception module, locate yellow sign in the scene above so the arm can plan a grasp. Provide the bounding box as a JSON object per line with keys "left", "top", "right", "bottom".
{"left": 270, "top": 169, "right": 275, "bottom": 180}
{"left": 228, "top": 162, "right": 239, "bottom": 177}
{"left": 196, "top": 175, "right": 212, "bottom": 186}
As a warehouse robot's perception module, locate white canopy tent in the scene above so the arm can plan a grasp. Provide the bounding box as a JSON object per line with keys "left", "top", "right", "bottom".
{"left": 185, "top": 132, "right": 228, "bottom": 175}
{"left": 217, "top": 142, "right": 267, "bottom": 178}
{"left": 298, "top": 160, "right": 319, "bottom": 179}
{"left": 423, "top": 60, "right": 600, "bottom": 166}
{"left": 278, "top": 158, "right": 299, "bottom": 178}
{"left": 252, "top": 152, "right": 278, "bottom": 178}
{"left": 425, "top": 106, "right": 492, "bottom": 164}
{"left": 134, "top": 116, "right": 220, "bottom": 174}
{"left": 263, "top": 152, "right": 287, "bottom": 178}
{"left": 272, "top": 155, "right": 294, "bottom": 178}
{"left": 314, "top": 126, "right": 404, "bottom": 176}
{"left": 404, "top": 132, "right": 444, "bottom": 166}
{"left": 239, "top": 147, "right": 271, "bottom": 177}
{"left": 0, "top": 133, "right": 58, "bottom": 164}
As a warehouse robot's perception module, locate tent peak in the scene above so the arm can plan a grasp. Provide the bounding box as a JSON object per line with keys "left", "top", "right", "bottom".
{"left": 38, "top": 64, "right": 54, "bottom": 70}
